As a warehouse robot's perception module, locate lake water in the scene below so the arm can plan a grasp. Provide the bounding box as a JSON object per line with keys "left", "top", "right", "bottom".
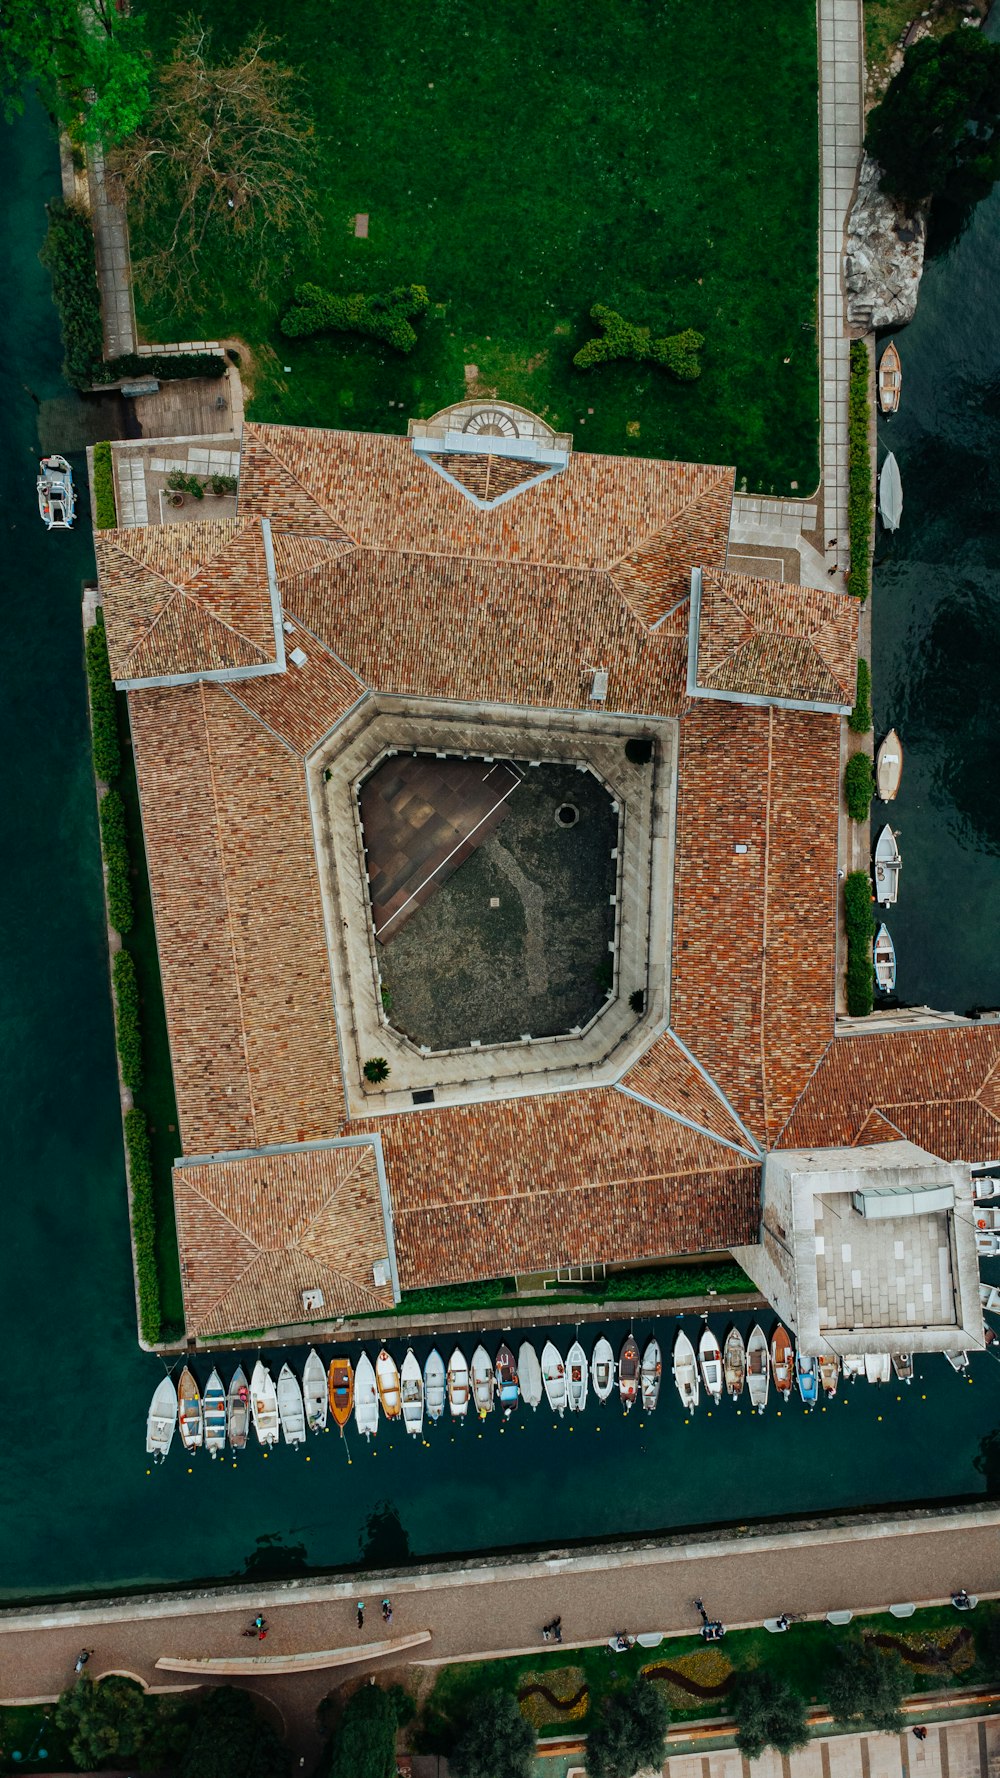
{"left": 2, "top": 97, "right": 1000, "bottom": 1606}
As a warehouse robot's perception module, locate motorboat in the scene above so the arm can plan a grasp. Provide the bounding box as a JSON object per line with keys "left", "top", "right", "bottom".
{"left": 37, "top": 453, "right": 76, "bottom": 529}
{"left": 770, "top": 1325, "right": 794, "bottom": 1397}
{"left": 976, "top": 1207, "right": 1000, "bottom": 1231}
{"left": 375, "top": 1348, "right": 401, "bottom": 1419}
{"left": 746, "top": 1324, "right": 769, "bottom": 1413}
{"left": 874, "top": 924, "right": 896, "bottom": 992}
{"left": 640, "top": 1338, "right": 662, "bottom": 1411}
{"left": 891, "top": 1352, "right": 914, "bottom": 1383}
{"left": 945, "top": 1350, "right": 970, "bottom": 1374}
{"left": 400, "top": 1348, "right": 424, "bottom": 1437}
{"left": 619, "top": 1334, "right": 640, "bottom": 1413}
{"left": 328, "top": 1357, "right": 353, "bottom": 1432}
{"left": 471, "top": 1344, "right": 495, "bottom": 1418}
{"left": 541, "top": 1340, "right": 567, "bottom": 1415}
{"left": 303, "top": 1349, "right": 328, "bottom": 1433}
{"left": 878, "top": 340, "right": 902, "bottom": 414}
{"left": 227, "top": 1366, "right": 250, "bottom": 1449}
{"left": 874, "top": 826, "right": 901, "bottom": 907}
{"left": 146, "top": 1376, "right": 177, "bottom": 1460}
{"left": 795, "top": 1352, "right": 819, "bottom": 1408}
{"left": 566, "top": 1340, "right": 588, "bottom": 1413}
{"left": 723, "top": 1326, "right": 746, "bottom": 1400}
{"left": 842, "top": 1354, "right": 865, "bottom": 1382}
{"left": 250, "top": 1361, "right": 279, "bottom": 1446}
{"left": 672, "top": 1330, "right": 699, "bottom": 1412}
{"left": 277, "top": 1363, "right": 306, "bottom": 1445}
{"left": 699, "top": 1327, "right": 724, "bottom": 1403}
{"left": 203, "top": 1369, "right": 227, "bottom": 1456}
{"left": 980, "top": 1282, "right": 1000, "bottom": 1315}
{"left": 496, "top": 1344, "right": 519, "bottom": 1416}
{"left": 178, "top": 1366, "right": 203, "bottom": 1451}
{"left": 424, "top": 1348, "right": 447, "bottom": 1422}
{"left": 591, "top": 1337, "right": 615, "bottom": 1402}
{"left": 976, "top": 1230, "right": 1000, "bottom": 1258}
{"left": 864, "top": 1353, "right": 891, "bottom": 1385}
{"left": 974, "top": 1173, "right": 1000, "bottom": 1201}
{"left": 447, "top": 1347, "right": 471, "bottom": 1417}
{"left": 517, "top": 1341, "right": 542, "bottom": 1409}
{"left": 817, "top": 1354, "right": 840, "bottom": 1398}
{"left": 354, "top": 1351, "right": 379, "bottom": 1438}
{"left": 876, "top": 729, "right": 903, "bottom": 801}
{"left": 879, "top": 452, "right": 903, "bottom": 531}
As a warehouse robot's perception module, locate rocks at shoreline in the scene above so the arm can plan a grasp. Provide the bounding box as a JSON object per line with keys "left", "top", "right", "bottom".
{"left": 845, "top": 152, "right": 927, "bottom": 328}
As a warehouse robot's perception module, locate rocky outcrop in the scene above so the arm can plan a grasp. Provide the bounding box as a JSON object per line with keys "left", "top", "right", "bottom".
{"left": 845, "top": 152, "right": 927, "bottom": 328}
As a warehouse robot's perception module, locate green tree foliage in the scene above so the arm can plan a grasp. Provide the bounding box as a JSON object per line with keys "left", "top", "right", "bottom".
{"left": 449, "top": 1691, "right": 536, "bottom": 1778}
{"left": 574, "top": 305, "right": 704, "bottom": 380}
{"left": 866, "top": 30, "right": 1000, "bottom": 209}
{"left": 364, "top": 1057, "right": 391, "bottom": 1083}
{"left": 53, "top": 1674, "right": 177, "bottom": 1769}
{"left": 92, "top": 441, "right": 117, "bottom": 529}
{"left": 844, "top": 868, "right": 876, "bottom": 1017}
{"left": 99, "top": 787, "right": 134, "bottom": 935}
{"left": 826, "top": 1637, "right": 907, "bottom": 1733}
{"left": 847, "top": 341, "right": 872, "bottom": 600}
{"left": 178, "top": 1685, "right": 293, "bottom": 1778}
{"left": 849, "top": 657, "right": 872, "bottom": 734}
{"left": 282, "top": 283, "right": 431, "bottom": 353}
{"left": 113, "top": 948, "right": 143, "bottom": 1093}
{"left": 584, "top": 1676, "right": 670, "bottom": 1778}
{"left": 731, "top": 1670, "right": 809, "bottom": 1761}
{"left": 1, "top": 0, "right": 149, "bottom": 143}
{"left": 85, "top": 610, "right": 121, "bottom": 782}
{"left": 844, "top": 750, "right": 875, "bottom": 822}
{"left": 124, "top": 1107, "right": 161, "bottom": 1344}
{"left": 39, "top": 201, "right": 104, "bottom": 389}
{"left": 326, "top": 1684, "right": 412, "bottom": 1778}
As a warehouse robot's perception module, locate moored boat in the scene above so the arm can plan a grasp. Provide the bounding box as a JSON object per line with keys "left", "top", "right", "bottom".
{"left": 566, "top": 1340, "right": 589, "bottom": 1414}
{"left": 891, "top": 1352, "right": 914, "bottom": 1383}
{"left": 178, "top": 1366, "right": 203, "bottom": 1451}
{"left": 354, "top": 1351, "right": 379, "bottom": 1439}
{"left": 672, "top": 1330, "right": 700, "bottom": 1412}
{"left": 698, "top": 1327, "right": 724, "bottom": 1403}
{"left": 277, "top": 1363, "right": 306, "bottom": 1445}
{"left": 471, "top": 1344, "right": 495, "bottom": 1418}
{"left": 842, "top": 1354, "right": 865, "bottom": 1382}
{"left": 864, "top": 1353, "right": 891, "bottom": 1385}
{"left": 37, "top": 453, "right": 76, "bottom": 530}
{"left": 328, "top": 1356, "right": 354, "bottom": 1432}
{"left": 401, "top": 1348, "right": 424, "bottom": 1437}
{"left": 876, "top": 729, "right": 903, "bottom": 801}
{"left": 303, "top": 1349, "right": 328, "bottom": 1433}
{"left": 879, "top": 452, "right": 903, "bottom": 531}
{"left": 203, "top": 1369, "right": 227, "bottom": 1456}
{"left": 981, "top": 1281, "right": 1000, "bottom": 1315}
{"left": 878, "top": 340, "right": 902, "bottom": 414}
{"left": 250, "top": 1361, "right": 279, "bottom": 1446}
{"left": 640, "top": 1338, "right": 662, "bottom": 1412}
{"left": 976, "top": 1207, "right": 1000, "bottom": 1232}
{"left": 817, "top": 1354, "right": 840, "bottom": 1398}
{"left": 746, "top": 1324, "right": 769, "bottom": 1413}
{"left": 618, "top": 1334, "right": 640, "bottom": 1413}
{"left": 795, "top": 1352, "right": 819, "bottom": 1408}
{"left": 591, "top": 1337, "right": 615, "bottom": 1402}
{"left": 496, "top": 1344, "right": 519, "bottom": 1416}
{"left": 770, "top": 1325, "right": 794, "bottom": 1397}
{"left": 874, "top": 825, "right": 901, "bottom": 907}
{"left": 541, "top": 1340, "right": 567, "bottom": 1416}
{"left": 517, "top": 1341, "right": 542, "bottom": 1409}
{"left": 146, "top": 1376, "right": 178, "bottom": 1460}
{"left": 227, "top": 1366, "right": 250, "bottom": 1449}
{"left": 376, "top": 1348, "right": 401, "bottom": 1419}
{"left": 424, "top": 1348, "right": 447, "bottom": 1422}
{"left": 447, "top": 1347, "right": 471, "bottom": 1418}
{"left": 874, "top": 924, "right": 896, "bottom": 992}
{"left": 945, "top": 1350, "right": 970, "bottom": 1374}
{"left": 723, "top": 1326, "right": 746, "bottom": 1400}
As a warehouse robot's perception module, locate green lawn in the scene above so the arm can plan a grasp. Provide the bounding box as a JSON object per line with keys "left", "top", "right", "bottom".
{"left": 133, "top": 0, "right": 819, "bottom": 494}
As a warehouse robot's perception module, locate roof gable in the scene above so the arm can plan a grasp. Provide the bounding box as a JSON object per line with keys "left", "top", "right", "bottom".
{"left": 690, "top": 568, "right": 857, "bottom": 711}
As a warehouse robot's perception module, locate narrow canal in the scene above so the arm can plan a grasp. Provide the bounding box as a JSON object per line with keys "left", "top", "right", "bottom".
{"left": 2, "top": 96, "right": 1000, "bottom": 1606}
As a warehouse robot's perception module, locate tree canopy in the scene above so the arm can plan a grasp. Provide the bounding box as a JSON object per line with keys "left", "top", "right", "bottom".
{"left": 178, "top": 1686, "right": 292, "bottom": 1778}
{"left": 325, "top": 1684, "right": 413, "bottom": 1778}
{"left": 449, "top": 1690, "right": 536, "bottom": 1778}
{"left": 53, "top": 1674, "right": 182, "bottom": 1770}
{"left": 0, "top": 0, "right": 148, "bottom": 143}
{"left": 585, "top": 1677, "right": 671, "bottom": 1778}
{"left": 731, "top": 1669, "right": 810, "bottom": 1761}
{"left": 826, "top": 1638, "right": 907, "bottom": 1733}
{"left": 866, "top": 29, "right": 1000, "bottom": 208}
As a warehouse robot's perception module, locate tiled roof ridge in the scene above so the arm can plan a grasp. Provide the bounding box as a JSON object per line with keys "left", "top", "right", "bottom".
{"left": 173, "top": 1174, "right": 261, "bottom": 1325}
{"left": 757, "top": 706, "right": 777, "bottom": 1136}
{"left": 117, "top": 579, "right": 182, "bottom": 672}
{"left": 614, "top": 1080, "right": 759, "bottom": 1159}
{"left": 297, "top": 1147, "right": 375, "bottom": 1269}
{"left": 242, "top": 422, "right": 361, "bottom": 543}
{"left": 198, "top": 679, "right": 259, "bottom": 1139}
{"left": 214, "top": 679, "right": 303, "bottom": 759}
{"left": 768, "top": 1033, "right": 836, "bottom": 1148}
{"left": 606, "top": 470, "right": 732, "bottom": 576}
{"left": 177, "top": 584, "right": 271, "bottom": 662}
{"left": 699, "top": 568, "right": 856, "bottom": 701}
{"left": 113, "top": 515, "right": 255, "bottom": 587}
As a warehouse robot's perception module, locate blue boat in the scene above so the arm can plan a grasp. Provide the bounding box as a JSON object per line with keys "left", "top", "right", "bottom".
{"left": 796, "top": 1352, "right": 819, "bottom": 1408}
{"left": 496, "top": 1343, "right": 520, "bottom": 1416}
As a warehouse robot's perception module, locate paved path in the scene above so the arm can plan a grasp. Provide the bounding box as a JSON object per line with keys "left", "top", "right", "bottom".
{"left": 661, "top": 1715, "right": 1000, "bottom": 1778}
{"left": 87, "top": 145, "right": 135, "bottom": 358}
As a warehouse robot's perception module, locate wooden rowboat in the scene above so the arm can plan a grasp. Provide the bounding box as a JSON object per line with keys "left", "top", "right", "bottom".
{"left": 375, "top": 1348, "right": 401, "bottom": 1418}
{"left": 874, "top": 923, "right": 896, "bottom": 991}
{"left": 496, "top": 1343, "right": 520, "bottom": 1416}
{"left": 178, "top": 1366, "right": 203, "bottom": 1451}
{"left": 879, "top": 340, "right": 902, "bottom": 414}
{"left": 566, "top": 1340, "right": 588, "bottom": 1414}
{"left": 447, "top": 1347, "right": 471, "bottom": 1417}
{"left": 891, "top": 1352, "right": 914, "bottom": 1383}
{"left": 618, "top": 1334, "right": 640, "bottom": 1413}
{"left": 770, "top": 1325, "right": 794, "bottom": 1397}
{"left": 328, "top": 1356, "right": 353, "bottom": 1431}
{"left": 817, "top": 1354, "right": 840, "bottom": 1398}
{"left": 746, "top": 1324, "right": 769, "bottom": 1413}
{"left": 471, "top": 1344, "right": 495, "bottom": 1418}
{"left": 227, "top": 1366, "right": 250, "bottom": 1449}
{"left": 723, "top": 1326, "right": 746, "bottom": 1400}
{"left": 876, "top": 729, "right": 903, "bottom": 801}
{"left": 698, "top": 1327, "right": 724, "bottom": 1403}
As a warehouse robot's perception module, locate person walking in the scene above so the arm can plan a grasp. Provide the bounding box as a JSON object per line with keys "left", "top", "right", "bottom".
{"left": 74, "top": 1650, "right": 91, "bottom": 1674}
{"left": 382, "top": 1598, "right": 393, "bottom": 1627}
{"left": 913, "top": 1727, "right": 928, "bottom": 1742}
{"left": 357, "top": 1600, "right": 366, "bottom": 1630}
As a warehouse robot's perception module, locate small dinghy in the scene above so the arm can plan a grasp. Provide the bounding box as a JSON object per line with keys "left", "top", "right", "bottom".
{"left": 447, "top": 1347, "right": 471, "bottom": 1417}
{"left": 178, "top": 1366, "right": 203, "bottom": 1451}
{"left": 879, "top": 340, "right": 902, "bottom": 414}
{"left": 864, "top": 1353, "right": 891, "bottom": 1385}
{"left": 698, "top": 1327, "right": 724, "bottom": 1403}
{"left": 542, "top": 1340, "right": 567, "bottom": 1416}
{"left": 770, "top": 1325, "right": 794, "bottom": 1397}
{"left": 146, "top": 1377, "right": 177, "bottom": 1460}
{"left": 723, "top": 1326, "right": 746, "bottom": 1400}
{"left": 37, "top": 453, "right": 76, "bottom": 530}
{"left": 619, "top": 1334, "right": 640, "bottom": 1413}
{"left": 891, "top": 1352, "right": 914, "bottom": 1383}
{"left": 471, "top": 1344, "right": 495, "bottom": 1418}
{"left": 277, "top": 1364, "right": 306, "bottom": 1445}
{"left": 303, "top": 1349, "right": 328, "bottom": 1434}
{"left": 747, "top": 1324, "right": 769, "bottom": 1413}
{"left": 424, "top": 1348, "right": 447, "bottom": 1422}
{"left": 673, "top": 1330, "right": 700, "bottom": 1412}
{"left": 795, "top": 1352, "right": 819, "bottom": 1408}
{"left": 496, "top": 1344, "right": 519, "bottom": 1416}
{"left": 876, "top": 729, "right": 903, "bottom": 801}
{"left": 354, "top": 1351, "right": 379, "bottom": 1439}
{"left": 842, "top": 1354, "right": 864, "bottom": 1382}
{"left": 977, "top": 1207, "right": 1000, "bottom": 1232}
{"left": 874, "top": 825, "right": 901, "bottom": 907}
{"left": 566, "top": 1340, "right": 589, "bottom": 1413}
{"left": 376, "top": 1348, "right": 401, "bottom": 1419}
{"left": 974, "top": 1175, "right": 1000, "bottom": 1202}
{"left": 641, "top": 1338, "right": 662, "bottom": 1411}
{"left": 945, "top": 1350, "right": 970, "bottom": 1374}
{"left": 227, "top": 1366, "right": 250, "bottom": 1449}
{"left": 879, "top": 452, "right": 903, "bottom": 531}
{"left": 817, "top": 1354, "right": 840, "bottom": 1398}
{"left": 981, "top": 1281, "right": 1000, "bottom": 1315}
{"left": 518, "top": 1341, "right": 543, "bottom": 1409}
{"left": 591, "top": 1336, "right": 615, "bottom": 1402}
{"left": 874, "top": 924, "right": 896, "bottom": 991}
{"left": 250, "top": 1361, "right": 279, "bottom": 1446}
{"left": 203, "top": 1369, "right": 228, "bottom": 1456}
{"left": 328, "top": 1357, "right": 353, "bottom": 1432}
{"left": 401, "top": 1348, "right": 424, "bottom": 1437}
{"left": 977, "top": 1229, "right": 1000, "bottom": 1257}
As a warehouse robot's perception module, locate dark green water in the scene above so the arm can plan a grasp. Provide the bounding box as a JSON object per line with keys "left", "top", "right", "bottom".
{"left": 4, "top": 98, "right": 1000, "bottom": 1605}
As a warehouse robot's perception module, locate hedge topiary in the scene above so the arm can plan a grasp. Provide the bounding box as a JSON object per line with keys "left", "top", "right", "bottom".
{"left": 847, "top": 341, "right": 873, "bottom": 600}
{"left": 93, "top": 351, "right": 227, "bottom": 384}
{"left": 844, "top": 749, "right": 875, "bottom": 822}
{"left": 574, "top": 305, "right": 704, "bottom": 380}
{"left": 844, "top": 869, "right": 875, "bottom": 1017}
{"left": 849, "top": 657, "right": 872, "bottom": 734}
{"left": 99, "top": 787, "right": 134, "bottom": 934}
{"left": 92, "top": 440, "right": 117, "bottom": 529}
{"left": 85, "top": 610, "right": 121, "bottom": 782}
{"left": 39, "top": 199, "right": 104, "bottom": 388}
{"left": 112, "top": 948, "right": 143, "bottom": 1093}
{"left": 281, "top": 283, "right": 430, "bottom": 353}
{"left": 124, "top": 1107, "right": 161, "bottom": 1344}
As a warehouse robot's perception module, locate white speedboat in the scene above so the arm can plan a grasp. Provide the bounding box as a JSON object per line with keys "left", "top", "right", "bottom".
{"left": 864, "top": 1353, "right": 891, "bottom": 1385}
{"left": 277, "top": 1363, "right": 306, "bottom": 1445}
{"left": 227, "top": 1366, "right": 250, "bottom": 1449}
{"left": 698, "top": 1327, "right": 724, "bottom": 1403}
{"left": 424, "top": 1348, "right": 447, "bottom": 1422}
{"left": 146, "top": 1376, "right": 177, "bottom": 1460}
{"left": 203, "top": 1369, "right": 227, "bottom": 1456}
{"left": 591, "top": 1337, "right": 615, "bottom": 1402}
{"left": 541, "top": 1340, "right": 567, "bottom": 1415}
{"left": 640, "top": 1338, "right": 662, "bottom": 1411}
{"left": 879, "top": 452, "right": 903, "bottom": 531}
{"left": 874, "top": 826, "right": 901, "bottom": 907}
{"left": 672, "top": 1330, "right": 699, "bottom": 1412}
{"left": 471, "top": 1344, "right": 494, "bottom": 1418}
{"left": 874, "top": 924, "right": 896, "bottom": 991}
{"left": 518, "top": 1341, "right": 543, "bottom": 1409}
{"left": 401, "top": 1349, "right": 424, "bottom": 1437}
{"left": 354, "top": 1352, "right": 379, "bottom": 1438}
{"left": 723, "top": 1326, "right": 746, "bottom": 1400}
{"left": 303, "top": 1349, "right": 328, "bottom": 1433}
{"left": 566, "top": 1340, "right": 589, "bottom": 1413}
{"left": 250, "top": 1361, "right": 279, "bottom": 1446}
{"left": 746, "top": 1324, "right": 769, "bottom": 1413}
{"left": 447, "top": 1347, "right": 471, "bottom": 1418}
{"left": 37, "top": 453, "right": 76, "bottom": 529}
{"left": 178, "top": 1366, "right": 203, "bottom": 1451}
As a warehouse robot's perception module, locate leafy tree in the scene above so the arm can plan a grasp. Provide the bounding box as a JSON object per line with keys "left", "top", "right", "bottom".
{"left": 178, "top": 1685, "right": 292, "bottom": 1778}
{"left": 53, "top": 1674, "right": 179, "bottom": 1770}
{"left": 449, "top": 1691, "right": 536, "bottom": 1778}
{"left": 731, "top": 1669, "right": 809, "bottom": 1761}
{"left": 585, "top": 1677, "right": 670, "bottom": 1778}
{"left": 844, "top": 750, "right": 875, "bottom": 822}
{"left": 826, "top": 1638, "right": 907, "bottom": 1733}
{"left": 0, "top": 0, "right": 149, "bottom": 143}
{"left": 849, "top": 658, "right": 872, "bottom": 735}
{"left": 867, "top": 30, "right": 1000, "bottom": 209}
{"left": 325, "top": 1684, "right": 412, "bottom": 1778}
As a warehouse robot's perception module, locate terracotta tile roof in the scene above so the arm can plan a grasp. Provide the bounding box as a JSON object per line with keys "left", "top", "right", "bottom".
{"left": 610, "top": 481, "right": 735, "bottom": 627}
{"left": 619, "top": 1030, "right": 759, "bottom": 1154}
{"left": 693, "top": 569, "right": 857, "bottom": 708}
{"left": 173, "top": 1143, "right": 393, "bottom": 1337}
{"left": 225, "top": 618, "right": 364, "bottom": 757}
{"left": 436, "top": 453, "right": 555, "bottom": 503}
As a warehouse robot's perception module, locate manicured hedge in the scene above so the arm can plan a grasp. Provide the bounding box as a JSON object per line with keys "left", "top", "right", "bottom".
{"left": 92, "top": 440, "right": 117, "bottom": 529}
{"left": 39, "top": 199, "right": 104, "bottom": 388}
{"left": 849, "top": 656, "right": 872, "bottom": 734}
{"left": 281, "top": 282, "right": 430, "bottom": 352}
{"left": 124, "top": 1107, "right": 161, "bottom": 1344}
{"left": 574, "top": 304, "right": 704, "bottom": 379}
{"left": 85, "top": 610, "right": 121, "bottom": 782}
{"left": 844, "top": 749, "right": 875, "bottom": 821}
{"left": 94, "top": 350, "right": 226, "bottom": 384}
{"left": 112, "top": 948, "right": 143, "bottom": 1093}
{"left": 99, "top": 787, "right": 134, "bottom": 934}
{"left": 844, "top": 868, "right": 875, "bottom": 1016}
{"left": 847, "top": 340, "right": 873, "bottom": 600}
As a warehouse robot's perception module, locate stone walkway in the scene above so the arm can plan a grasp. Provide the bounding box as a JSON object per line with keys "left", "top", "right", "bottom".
{"left": 660, "top": 1716, "right": 1000, "bottom": 1778}
{"left": 87, "top": 145, "right": 135, "bottom": 358}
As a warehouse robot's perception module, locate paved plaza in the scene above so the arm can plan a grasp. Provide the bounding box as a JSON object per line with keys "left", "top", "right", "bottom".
{"left": 660, "top": 1717, "right": 1000, "bottom": 1778}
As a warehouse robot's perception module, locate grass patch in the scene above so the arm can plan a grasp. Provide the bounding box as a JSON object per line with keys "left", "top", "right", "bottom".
{"left": 132, "top": 0, "right": 819, "bottom": 493}
{"left": 92, "top": 439, "right": 117, "bottom": 528}
{"left": 350, "top": 1260, "right": 756, "bottom": 1322}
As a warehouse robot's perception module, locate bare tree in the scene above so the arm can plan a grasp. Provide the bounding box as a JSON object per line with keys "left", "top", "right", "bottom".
{"left": 112, "top": 18, "right": 318, "bottom": 308}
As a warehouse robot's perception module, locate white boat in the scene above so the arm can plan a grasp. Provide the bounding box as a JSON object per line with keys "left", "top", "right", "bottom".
{"left": 879, "top": 340, "right": 902, "bottom": 415}
{"left": 891, "top": 1352, "right": 914, "bottom": 1383}
{"left": 227, "top": 1366, "right": 250, "bottom": 1449}
{"left": 401, "top": 1348, "right": 424, "bottom": 1437}
{"left": 698, "top": 1327, "right": 724, "bottom": 1403}
{"left": 303, "top": 1349, "right": 328, "bottom": 1433}
{"left": 976, "top": 1229, "right": 1000, "bottom": 1258}
{"left": 842, "top": 1354, "right": 865, "bottom": 1382}
{"left": 879, "top": 452, "right": 903, "bottom": 531}
{"left": 591, "top": 1337, "right": 615, "bottom": 1402}
{"left": 146, "top": 1376, "right": 177, "bottom": 1460}
{"left": 541, "top": 1340, "right": 567, "bottom": 1415}
{"left": 471, "top": 1344, "right": 494, "bottom": 1418}
{"left": 672, "top": 1330, "right": 699, "bottom": 1412}
{"left": 976, "top": 1207, "right": 1000, "bottom": 1231}
{"left": 874, "top": 826, "right": 901, "bottom": 907}
{"left": 518, "top": 1341, "right": 543, "bottom": 1409}
{"left": 37, "top": 453, "right": 76, "bottom": 529}
{"left": 641, "top": 1338, "right": 662, "bottom": 1411}
{"left": 566, "top": 1340, "right": 589, "bottom": 1413}
{"left": 203, "top": 1369, "right": 227, "bottom": 1456}
{"left": 864, "top": 1353, "right": 891, "bottom": 1385}
{"left": 354, "top": 1351, "right": 379, "bottom": 1438}
{"left": 723, "top": 1326, "right": 746, "bottom": 1400}
{"left": 178, "top": 1366, "right": 203, "bottom": 1451}
{"left": 874, "top": 924, "right": 896, "bottom": 991}
{"left": 876, "top": 729, "right": 903, "bottom": 801}
{"left": 424, "top": 1348, "right": 447, "bottom": 1421}
{"left": 376, "top": 1348, "right": 401, "bottom": 1419}
{"left": 817, "top": 1354, "right": 840, "bottom": 1398}
{"left": 945, "top": 1350, "right": 970, "bottom": 1374}
{"left": 746, "top": 1324, "right": 769, "bottom": 1413}
{"left": 250, "top": 1361, "right": 279, "bottom": 1446}
{"left": 277, "top": 1363, "right": 306, "bottom": 1445}
{"left": 974, "top": 1174, "right": 1000, "bottom": 1201}
{"left": 447, "top": 1347, "right": 471, "bottom": 1417}
{"left": 980, "top": 1281, "right": 1000, "bottom": 1315}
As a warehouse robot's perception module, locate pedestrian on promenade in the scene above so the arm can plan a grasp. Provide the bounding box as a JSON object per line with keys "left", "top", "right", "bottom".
{"left": 382, "top": 1598, "right": 393, "bottom": 1626}
{"left": 913, "top": 1727, "right": 928, "bottom": 1742}
{"left": 553, "top": 1616, "right": 563, "bottom": 1644}
{"left": 74, "top": 1650, "right": 91, "bottom": 1674}
{"left": 951, "top": 1588, "right": 972, "bottom": 1611}
{"left": 357, "top": 1600, "right": 366, "bottom": 1630}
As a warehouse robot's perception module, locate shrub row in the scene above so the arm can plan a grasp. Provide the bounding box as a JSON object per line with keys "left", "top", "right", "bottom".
{"left": 844, "top": 869, "right": 875, "bottom": 1016}
{"left": 281, "top": 282, "right": 430, "bottom": 352}
{"left": 847, "top": 340, "right": 873, "bottom": 599}
{"left": 112, "top": 948, "right": 143, "bottom": 1093}
{"left": 92, "top": 440, "right": 117, "bottom": 529}
{"left": 94, "top": 350, "right": 227, "bottom": 384}
{"left": 844, "top": 749, "right": 875, "bottom": 821}
{"left": 39, "top": 199, "right": 104, "bottom": 388}
{"left": 849, "top": 656, "right": 872, "bottom": 733}
{"left": 99, "top": 787, "right": 134, "bottom": 934}
{"left": 124, "top": 1107, "right": 161, "bottom": 1344}
{"left": 85, "top": 610, "right": 121, "bottom": 781}
{"left": 574, "top": 304, "right": 704, "bottom": 379}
